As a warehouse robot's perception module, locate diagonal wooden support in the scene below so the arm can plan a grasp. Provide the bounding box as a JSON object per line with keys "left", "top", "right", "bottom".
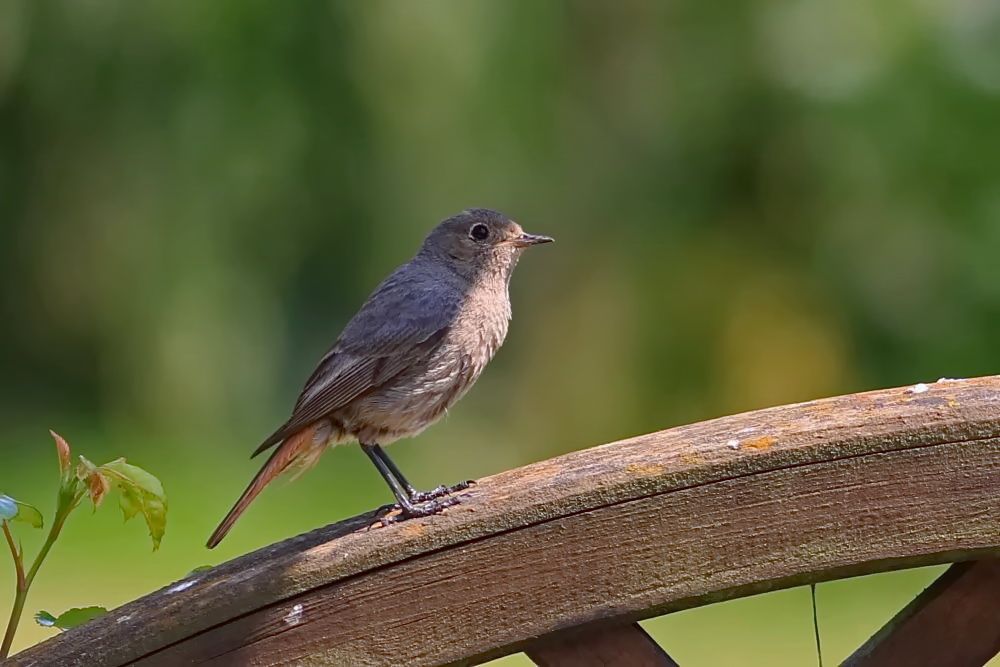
{"left": 526, "top": 622, "right": 679, "bottom": 666}
{"left": 8, "top": 376, "right": 1000, "bottom": 666}
{"left": 844, "top": 559, "right": 1000, "bottom": 667}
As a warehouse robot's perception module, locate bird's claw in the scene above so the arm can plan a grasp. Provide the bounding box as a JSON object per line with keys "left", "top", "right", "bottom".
{"left": 378, "top": 495, "right": 461, "bottom": 527}
{"left": 410, "top": 479, "right": 475, "bottom": 503}
{"left": 369, "top": 480, "right": 475, "bottom": 528}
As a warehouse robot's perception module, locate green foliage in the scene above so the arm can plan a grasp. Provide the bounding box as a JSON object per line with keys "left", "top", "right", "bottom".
{"left": 1, "top": 433, "right": 167, "bottom": 659}
{"left": 13, "top": 503, "right": 43, "bottom": 530}
{"left": 0, "top": 497, "right": 43, "bottom": 529}
{"left": 76, "top": 458, "right": 168, "bottom": 551}
{"left": 34, "top": 607, "right": 108, "bottom": 631}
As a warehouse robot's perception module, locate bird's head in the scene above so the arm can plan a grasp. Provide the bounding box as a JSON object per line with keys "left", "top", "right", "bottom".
{"left": 421, "top": 208, "right": 552, "bottom": 280}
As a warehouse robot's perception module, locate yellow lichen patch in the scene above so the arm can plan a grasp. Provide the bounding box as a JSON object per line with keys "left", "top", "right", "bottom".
{"left": 400, "top": 522, "right": 427, "bottom": 538}
{"left": 744, "top": 435, "right": 776, "bottom": 451}
{"left": 626, "top": 463, "right": 665, "bottom": 477}
{"left": 680, "top": 454, "right": 705, "bottom": 466}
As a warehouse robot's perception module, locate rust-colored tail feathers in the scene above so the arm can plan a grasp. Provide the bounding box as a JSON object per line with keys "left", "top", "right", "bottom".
{"left": 207, "top": 423, "right": 319, "bottom": 549}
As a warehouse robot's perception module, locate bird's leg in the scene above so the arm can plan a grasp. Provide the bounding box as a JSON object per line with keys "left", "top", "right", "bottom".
{"left": 361, "top": 444, "right": 464, "bottom": 525}
{"left": 361, "top": 444, "right": 414, "bottom": 511}
{"left": 370, "top": 444, "right": 419, "bottom": 498}
{"left": 372, "top": 444, "right": 473, "bottom": 503}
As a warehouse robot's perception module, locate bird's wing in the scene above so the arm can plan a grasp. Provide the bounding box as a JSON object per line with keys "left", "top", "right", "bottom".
{"left": 251, "top": 267, "right": 460, "bottom": 457}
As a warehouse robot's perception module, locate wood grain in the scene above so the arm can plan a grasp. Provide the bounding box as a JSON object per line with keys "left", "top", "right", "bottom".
{"left": 844, "top": 559, "right": 1000, "bottom": 667}
{"left": 526, "top": 623, "right": 678, "bottom": 666}
{"left": 10, "top": 376, "right": 1000, "bottom": 666}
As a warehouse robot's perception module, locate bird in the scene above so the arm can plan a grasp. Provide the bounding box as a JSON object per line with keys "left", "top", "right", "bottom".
{"left": 207, "top": 208, "right": 552, "bottom": 548}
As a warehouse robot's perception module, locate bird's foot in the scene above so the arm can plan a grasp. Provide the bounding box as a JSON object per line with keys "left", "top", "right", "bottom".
{"left": 377, "top": 494, "right": 465, "bottom": 527}
{"left": 410, "top": 479, "right": 475, "bottom": 503}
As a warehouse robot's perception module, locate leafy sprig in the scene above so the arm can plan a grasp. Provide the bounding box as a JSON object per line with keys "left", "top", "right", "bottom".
{"left": 0, "top": 432, "right": 167, "bottom": 659}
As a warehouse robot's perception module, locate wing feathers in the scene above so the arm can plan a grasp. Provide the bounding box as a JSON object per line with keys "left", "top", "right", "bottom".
{"left": 251, "top": 327, "right": 449, "bottom": 458}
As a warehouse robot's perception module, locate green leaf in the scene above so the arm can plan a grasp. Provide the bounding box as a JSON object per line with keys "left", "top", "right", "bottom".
{"left": 13, "top": 500, "right": 43, "bottom": 528}
{"left": 118, "top": 484, "right": 142, "bottom": 522}
{"left": 0, "top": 494, "right": 43, "bottom": 528}
{"left": 35, "top": 606, "right": 108, "bottom": 630}
{"left": 96, "top": 459, "right": 167, "bottom": 550}
{"left": 99, "top": 459, "right": 165, "bottom": 498}
{"left": 186, "top": 564, "right": 213, "bottom": 577}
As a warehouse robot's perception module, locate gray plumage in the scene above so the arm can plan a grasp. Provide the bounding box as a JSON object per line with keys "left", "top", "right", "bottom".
{"left": 208, "top": 208, "right": 551, "bottom": 547}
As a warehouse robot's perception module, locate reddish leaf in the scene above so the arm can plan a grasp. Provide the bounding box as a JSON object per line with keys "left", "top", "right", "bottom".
{"left": 75, "top": 456, "right": 110, "bottom": 509}
{"left": 86, "top": 471, "right": 110, "bottom": 508}
{"left": 50, "top": 430, "right": 72, "bottom": 479}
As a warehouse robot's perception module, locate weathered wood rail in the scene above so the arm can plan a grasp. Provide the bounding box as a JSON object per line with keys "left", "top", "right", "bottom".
{"left": 9, "top": 376, "right": 1000, "bottom": 666}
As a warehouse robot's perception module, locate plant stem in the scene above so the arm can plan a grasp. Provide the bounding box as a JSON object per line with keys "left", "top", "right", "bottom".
{"left": 25, "top": 504, "right": 71, "bottom": 589}
{"left": 0, "top": 500, "right": 76, "bottom": 659}
{"left": 1, "top": 520, "right": 27, "bottom": 659}
{"left": 811, "top": 583, "right": 823, "bottom": 667}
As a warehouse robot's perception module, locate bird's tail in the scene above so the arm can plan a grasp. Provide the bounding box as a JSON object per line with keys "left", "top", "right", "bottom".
{"left": 207, "top": 423, "right": 321, "bottom": 549}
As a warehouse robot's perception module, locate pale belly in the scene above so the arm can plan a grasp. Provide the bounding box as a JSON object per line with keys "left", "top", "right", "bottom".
{"left": 333, "top": 345, "right": 486, "bottom": 445}
{"left": 330, "top": 288, "right": 510, "bottom": 446}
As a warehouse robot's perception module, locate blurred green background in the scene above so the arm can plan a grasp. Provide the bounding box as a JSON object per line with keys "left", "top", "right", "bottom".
{"left": 2, "top": 0, "right": 999, "bottom": 663}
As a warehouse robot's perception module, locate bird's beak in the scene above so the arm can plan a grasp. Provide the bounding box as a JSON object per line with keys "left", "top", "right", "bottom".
{"left": 510, "top": 233, "right": 554, "bottom": 248}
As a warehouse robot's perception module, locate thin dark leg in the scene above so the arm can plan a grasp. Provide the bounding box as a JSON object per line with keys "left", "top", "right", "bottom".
{"left": 361, "top": 443, "right": 414, "bottom": 511}
{"left": 372, "top": 445, "right": 473, "bottom": 503}
{"left": 371, "top": 445, "right": 418, "bottom": 497}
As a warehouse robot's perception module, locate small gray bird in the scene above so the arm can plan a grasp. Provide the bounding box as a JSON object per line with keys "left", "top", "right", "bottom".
{"left": 207, "top": 209, "right": 551, "bottom": 547}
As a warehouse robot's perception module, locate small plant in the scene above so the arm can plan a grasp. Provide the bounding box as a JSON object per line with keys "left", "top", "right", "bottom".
{"left": 0, "top": 431, "right": 167, "bottom": 659}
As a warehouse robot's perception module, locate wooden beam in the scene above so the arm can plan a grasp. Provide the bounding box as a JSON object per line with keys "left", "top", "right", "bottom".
{"left": 526, "top": 623, "right": 679, "bottom": 666}
{"left": 844, "top": 560, "right": 1000, "bottom": 667}
{"left": 10, "top": 377, "right": 1000, "bottom": 666}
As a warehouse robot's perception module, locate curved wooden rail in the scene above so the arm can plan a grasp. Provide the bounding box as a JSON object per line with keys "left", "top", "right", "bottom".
{"left": 10, "top": 376, "right": 1000, "bottom": 666}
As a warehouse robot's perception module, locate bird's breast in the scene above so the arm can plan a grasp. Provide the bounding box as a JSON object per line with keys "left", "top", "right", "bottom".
{"left": 340, "top": 290, "right": 511, "bottom": 444}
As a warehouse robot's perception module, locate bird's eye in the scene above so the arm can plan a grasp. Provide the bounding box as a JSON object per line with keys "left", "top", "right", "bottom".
{"left": 469, "top": 223, "right": 490, "bottom": 241}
